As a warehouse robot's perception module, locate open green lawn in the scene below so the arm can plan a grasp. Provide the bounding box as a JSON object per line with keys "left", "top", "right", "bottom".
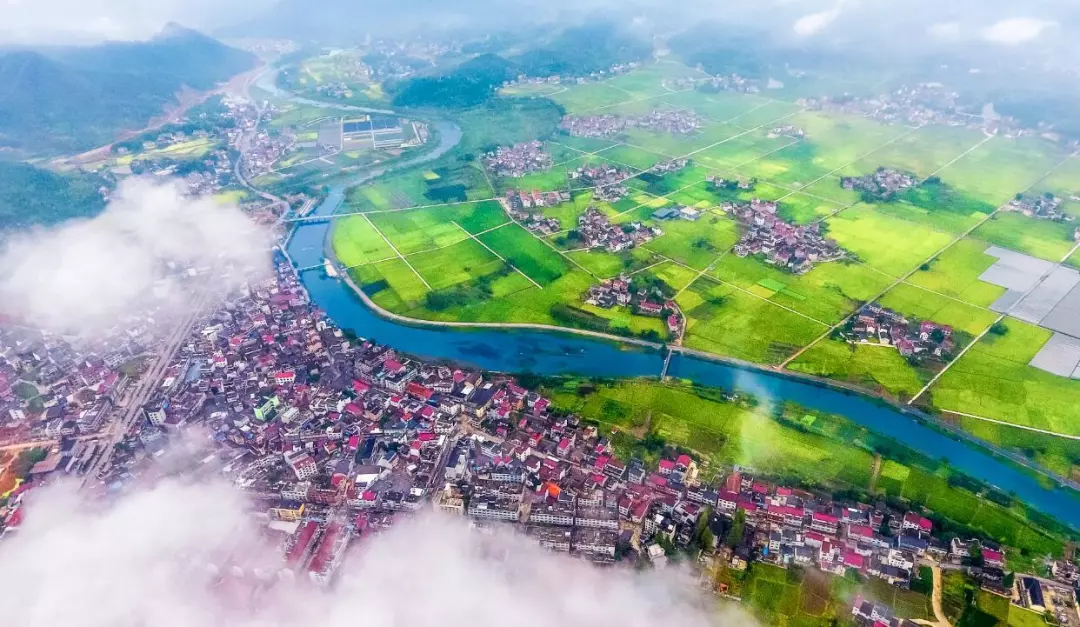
{"left": 929, "top": 318, "right": 1080, "bottom": 436}
{"left": 332, "top": 215, "right": 396, "bottom": 267}
{"left": 678, "top": 279, "right": 827, "bottom": 364}
{"left": 935, "top": 135, "right": 1069, "bottom": 206}
{"left": 972, "top": 212, "right": 1078, "bottom": 262}
{"left": 907, "top": 238, "right": 1006, "bottom": 307}
{"left": 788, "top": 338, "right": 928, "bottom": 400}
{"left": 711, "top": 255, "right": 890, "bottom": 324}
{"left": 825, "top": 204, "right": 954, "bottom": 276}
{"left": 877, "top": 282, "right": 1000, "bottom": 336}
{"left": 644, "top": 213, "right": 739, "bottom": 269}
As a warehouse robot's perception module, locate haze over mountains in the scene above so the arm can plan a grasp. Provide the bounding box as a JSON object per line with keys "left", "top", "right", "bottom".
{"left": 0, "top": 24, "right": 255, "bottom": 155}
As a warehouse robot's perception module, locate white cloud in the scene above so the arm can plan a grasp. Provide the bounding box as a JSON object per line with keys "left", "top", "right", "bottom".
{"left": 793, "top": 0, "right": 848, "bottom": 36}
{"left": 982, "top": 17, "right": 1058, "bottom": 45}
{"left": 0, "top": 479, "right": 755, "bottom": 627}
{"left": 0, "top": 0, "right": 274, "bottom": 45}
{"left": 0, "top": 178, "right": 272, "bottom": 336}
{"left": 927, "top": 21, "right": 962, "bottom": 40}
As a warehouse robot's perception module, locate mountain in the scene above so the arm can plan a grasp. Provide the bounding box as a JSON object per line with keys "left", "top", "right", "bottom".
{"left": 513, "top": 24, "right": 652, "bottom": 77}
{"left": 0, "top": 162, "right": 107, "bottom": 229}
{"left": 0, "top": 25, "right": 256, "bottom": 156}
{"left": 391, "top": 54, "right": 519, "bottom": 109}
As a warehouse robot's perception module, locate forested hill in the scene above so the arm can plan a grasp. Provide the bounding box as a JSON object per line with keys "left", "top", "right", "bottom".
{"left": 0, "top": 162, "right": 107, "bottom": 229}
{"left": 391, "top": 54, "right": 519, "bottom": 109}
{"left": 0, "top": 25, "right": 256, "bottom": 156}
{"left": 390, "top": 25, "right": 652, "bottom": 109}
{"left": 512, "top": 24, "right": 652, "bottom": 77}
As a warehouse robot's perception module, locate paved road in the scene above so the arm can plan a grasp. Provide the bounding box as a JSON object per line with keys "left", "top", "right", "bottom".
{"left": 81, "top": 289, "right": 211, "bottom": 486}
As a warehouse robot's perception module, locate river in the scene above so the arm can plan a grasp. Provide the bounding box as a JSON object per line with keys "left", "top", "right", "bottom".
{"left": 273, "top": 78, "right": 1080, "bottom": 528}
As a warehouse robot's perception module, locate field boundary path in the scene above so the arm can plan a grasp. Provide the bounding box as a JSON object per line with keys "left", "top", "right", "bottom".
{"left": 362, "top": 214, "right": 432, "bottom": 290}
{"left": 451, "top": 221, "right": 543, "bottom": 289}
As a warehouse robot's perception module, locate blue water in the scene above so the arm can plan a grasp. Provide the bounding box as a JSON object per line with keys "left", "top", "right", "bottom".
{"left": 276, "top": 82, "right": 1080, "bottom": 529}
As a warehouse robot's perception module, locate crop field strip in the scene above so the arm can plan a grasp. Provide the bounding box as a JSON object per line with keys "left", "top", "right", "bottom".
{"left": 335, "top": 61, "right": 1080, "bottom": 397}
{"left": 912, "top": 237, "right": 1080, "bottom": 408}
{"left": 777, "top": 136, "right": 1069, "bottom": 369}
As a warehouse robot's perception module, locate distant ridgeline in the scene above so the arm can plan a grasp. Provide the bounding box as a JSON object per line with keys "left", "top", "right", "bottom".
{"left": 0, "top": 162, "right": 107, "bottom": 229}
{"left": 390, "top": 24, "right": 652, "bottom": 109}
{"left": 0, "top": 24, "right": 256, "bottom": 156}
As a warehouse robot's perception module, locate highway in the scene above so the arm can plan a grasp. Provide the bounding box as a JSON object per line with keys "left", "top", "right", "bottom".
{"left": 80, "top": 288, "right": 212, "bottom": 487}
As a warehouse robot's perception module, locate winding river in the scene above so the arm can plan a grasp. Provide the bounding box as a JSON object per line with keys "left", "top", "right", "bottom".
{"left": 270, "top": 72, "right": 1080, "bottom": 527}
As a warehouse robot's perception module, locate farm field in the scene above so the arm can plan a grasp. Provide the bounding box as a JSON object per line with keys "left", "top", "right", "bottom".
{"left": 906, "top": 238, "right": 1007, "bottom": 307}
{"left": 824, "top": 205, "right": 954, "bottom": 276}
{"left": 332, "top": 215, "right": 396, "bottom": 267}
{"left": 710, "top": 254, "right": 890, "bottom": 324}
{"left": 678, "top": 280, "right": 828, "bottom": 365}
{"left": 837, "top": 124, "right": 990, "bottom": 180}
{"left": 365, "top": 201, "right": 507, "bottom": 255}
{"left": 876, "top": 282, "right": 999, "bottom": 336}
{"left": 972, "top": 212, "right": 1078, "bottom": 262}
{"left": 932, "top": 135, "right": 1069, "bottom": 206}
{"left": 928, "top": 318, "right": 1080, "bottom": 437}
{"left": 788, "top": 338, "right": 928, "bottom": 400}
{"left": 643, "top": 214, "right": 739, "bottom": 270}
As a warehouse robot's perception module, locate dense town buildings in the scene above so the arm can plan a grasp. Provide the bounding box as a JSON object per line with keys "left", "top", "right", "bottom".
{"left": 724, "top": 199, "right": 846, "bottom": 272}
{"left": 841, "top": 168, "right": 917, "bottom": 202}
{"left": 483, "top": 141, "right": 554, "bottom": 178}
{"left": 841, "top": 303, "right": 957, "bottom": 361}
{"left": 560, "top": 109, "right": 704, "bottom": 139}
{"left": 1007, "top": 193, "right": 1075, "bottom": 223}
{"left": 570, "top": 164, "right": 632, "bottom": 201}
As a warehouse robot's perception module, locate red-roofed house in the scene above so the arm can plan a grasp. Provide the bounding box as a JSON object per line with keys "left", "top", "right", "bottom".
{"left": 982, "top": 548, "right": 1005, "bottom": 569}
{"left": 902, "top": 512, "right": 932, "bottom": 534}
{"left": 843, "top": 551, "right": 865, "bottom": 570}
{"left": 274, "top": 371, "right": 296, "bottom": 386}
{"left": 657, "top": 459, "right": 675, "bottom": 475}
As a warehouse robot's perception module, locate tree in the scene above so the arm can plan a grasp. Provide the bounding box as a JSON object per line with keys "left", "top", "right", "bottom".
{"left": 700, "top": 528, "right": 716, "bottom": 553}
{"left": 726, "top": 509, "right": 746, "bottom": 548}
{"left": 968, "top": 543, "right": 984, "bottom": 567}
{"left": 1004, "top": 572, "right": 1015, "bottom": 588}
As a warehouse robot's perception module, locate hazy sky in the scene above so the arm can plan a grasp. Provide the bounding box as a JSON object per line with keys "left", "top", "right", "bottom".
{"left": 0, "top": 0, "right": 1074, "bottom": 48}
